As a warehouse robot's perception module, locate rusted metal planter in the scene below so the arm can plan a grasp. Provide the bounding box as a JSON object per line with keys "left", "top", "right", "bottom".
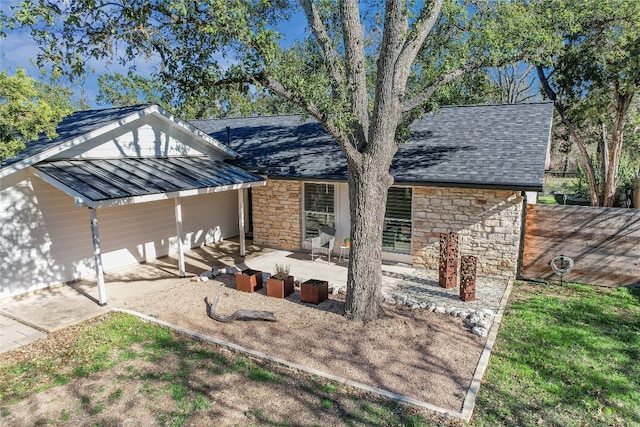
{"left": 235, "top": 268, "right": 263, "bottom": 293}
{"left": 266, "top": 276, "right": 294, "bottom": 299}
{"left": 300, "top": 279, "right": 328, "bottom": 304}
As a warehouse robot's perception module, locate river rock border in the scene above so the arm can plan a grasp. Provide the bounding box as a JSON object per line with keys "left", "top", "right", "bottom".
{"left": 195, "top": 265, "right": 503, "bottom": 338}
{"left": 382, "top": 295, "right": 495, "bottom": 338}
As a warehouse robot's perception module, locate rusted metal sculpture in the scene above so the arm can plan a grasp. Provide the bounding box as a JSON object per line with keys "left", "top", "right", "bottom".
{"left": 439, "top": 232, "right": 459, "bottom": 289}
{"left": 460, "top": 255, "right": 477, "bottom": 302}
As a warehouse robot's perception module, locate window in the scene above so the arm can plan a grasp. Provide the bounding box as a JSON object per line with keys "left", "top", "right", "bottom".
{"left": 304, "top": 183, "right": 335, "bottom": 239}
{"left": 382, "top": 187, "right": 412, "bottom": 254}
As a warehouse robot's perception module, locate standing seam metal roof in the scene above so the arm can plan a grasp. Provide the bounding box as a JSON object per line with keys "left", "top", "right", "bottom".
{"left": 34, "top": 156, "right": 265, "bottom": 206}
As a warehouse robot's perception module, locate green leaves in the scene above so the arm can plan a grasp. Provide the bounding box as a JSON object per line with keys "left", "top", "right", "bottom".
{"left": 534, "top": 0, "right": 640, "bottom": 206}
{"left": 0, "top": 67, "right": 72, "bottom": 162}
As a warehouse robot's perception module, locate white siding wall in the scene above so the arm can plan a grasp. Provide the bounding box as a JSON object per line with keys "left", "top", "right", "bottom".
{"left": 182, "top": 190, "right": 239, "bottom": 247}
{"left": 1, "top": 170, "right": 239, "bottom": 299}
{"left": 52, "top": 114, "right": 226, "bottom": 160}
{"left": 97, "top": 199, "right": 176, "bottom": 268}
{"left": 0, "top": 171, "right": 94, "bottom": 299}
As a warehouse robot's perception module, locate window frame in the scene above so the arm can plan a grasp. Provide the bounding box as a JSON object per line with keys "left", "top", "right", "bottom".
{"left": 303, "top": 182, "right": 336, "bottom": 239}
{"left": 382, "top": 186, "right": 413, "bottom": 254}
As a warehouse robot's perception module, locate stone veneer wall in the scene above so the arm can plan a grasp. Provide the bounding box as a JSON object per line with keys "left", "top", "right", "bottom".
{"left": 251, "top": 179, "right": 302, "bottom": 250}
{"left": 412, "top": 187, "right": 524, "bottom": 279}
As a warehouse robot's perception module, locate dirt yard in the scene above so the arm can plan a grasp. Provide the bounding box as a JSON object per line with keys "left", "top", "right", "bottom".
{"left": 1, "top": 273, "right": 487, "bottom": 425}
{"left": 125, "top": 274, "right": 486, "bottom": 410}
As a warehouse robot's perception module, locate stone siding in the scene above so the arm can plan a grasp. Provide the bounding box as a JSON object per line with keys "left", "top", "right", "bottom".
{"left": 252, "top": 180, "right": 302, "bottom": 250}
{"left": 412, "top": 187, "right": 524, "bottom": 279}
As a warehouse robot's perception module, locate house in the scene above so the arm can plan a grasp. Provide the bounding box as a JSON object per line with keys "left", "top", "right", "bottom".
{"left": 0, "top": 102, "right": 553, "bottom": 303}
{"left": 0, "top": 104, "right": 265, "bottom": 302}
{"left": 192, "top": 102, "right": 554, "bottom": 278}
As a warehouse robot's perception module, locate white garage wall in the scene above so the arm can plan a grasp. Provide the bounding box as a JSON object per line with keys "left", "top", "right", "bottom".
{"left": 182, "top": 190, "right": 239, "bottom": 247}
{"left": 0, "top": 171, "right": 240, "bottom": 300}
{"left": 97, "top": 199, "right": 177, "bottom": 269}
{"left": 0, "top": 171, "right": 94, "bottom": 299}
{"left": 96, "top": 190, "right": 239, "bottom": 270}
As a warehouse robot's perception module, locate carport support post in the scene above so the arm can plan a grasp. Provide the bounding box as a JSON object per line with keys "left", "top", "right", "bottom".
{"left": 238, "top": 188, "right": 246, "bottom": 257}
{"left": 175, "top": 197, "right": 186, "bottom": 277}
{"left": 89, "top": 208, "right": 107, "bottom": 306}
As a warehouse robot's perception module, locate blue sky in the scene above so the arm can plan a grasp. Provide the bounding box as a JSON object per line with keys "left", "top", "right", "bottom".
{"left": 0, "top": 1, "right": 308, "bottom": 109}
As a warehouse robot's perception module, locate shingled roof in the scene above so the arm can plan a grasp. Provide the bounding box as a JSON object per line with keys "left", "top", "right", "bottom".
{"left": 191, "top": 102, "right": 553, "bottom": 191}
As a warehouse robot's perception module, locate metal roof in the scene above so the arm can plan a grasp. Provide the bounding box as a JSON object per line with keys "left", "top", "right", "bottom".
{"left": 191, "top": 102, "right": 554, "bottom": 191}
{"left": 33, "top": 156, "right": 265, "bottom": 208}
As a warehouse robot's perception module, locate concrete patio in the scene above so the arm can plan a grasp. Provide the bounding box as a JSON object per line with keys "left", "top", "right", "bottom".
{"left": 0, "top": 239, "right": 388, "bottom": 352}
{"left": 0, "top": 238, "right": 507, "bottom": 354}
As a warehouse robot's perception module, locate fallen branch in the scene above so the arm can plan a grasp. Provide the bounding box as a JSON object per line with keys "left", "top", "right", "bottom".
{"left": 204, "top": 286, "right": 276, "bottom": 323}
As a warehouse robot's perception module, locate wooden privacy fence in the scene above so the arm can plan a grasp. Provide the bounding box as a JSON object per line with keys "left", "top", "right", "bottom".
{"left": 522, "top": 204, "right": 640, "bottom": 287}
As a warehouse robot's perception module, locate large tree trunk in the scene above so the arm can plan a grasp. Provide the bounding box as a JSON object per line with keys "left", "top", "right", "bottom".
{"left": 344, "top": 162, "right": 394, "bottom": 321}
{"left": 287, "top": 0, "right": 444, "bottom": 322}
{"left": 602, "top": 129, "right": 621, "bottom": 207}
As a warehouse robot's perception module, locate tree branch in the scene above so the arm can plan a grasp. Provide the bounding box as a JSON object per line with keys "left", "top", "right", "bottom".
{"left": 394, "top": 0, "right": 444, "bottom": 90}
{"left": 300, "top": 0, "right": 343, "bottom": 87}
{"left": 369, "top": 0, "right": 408, "bottom": 147}
{"left": 341, "top": 0, "right": 369, "bottom": 139}
{"left": 400, "top": 64, "right": 474, "bottom": 113}
{"left": 536, "top": 65, "right": 600, "bottom": 206}
{"left": 205, "top": 69, "right": 362, "bottom": 164}
{"left": 205, "top": 287, "right": 276, "bottom": 322}
{"left": 253, "top": 73, "right": 362, "bottom": 163}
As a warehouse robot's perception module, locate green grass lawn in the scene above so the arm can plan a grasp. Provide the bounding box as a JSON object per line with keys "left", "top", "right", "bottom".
{"left": 543, "top": 176, "right": 579, "bottom": 194}
{"left": 1, "top": 283, "right": 638, "bottom": 426}
{"left": 537, "top": 194, "right": 591, "bottom": 206}
{"left": 0, "top": 313, "right": 437, "bottom": 426}
{"left": 474, "top": 282, "right": 640, "bottom": 426}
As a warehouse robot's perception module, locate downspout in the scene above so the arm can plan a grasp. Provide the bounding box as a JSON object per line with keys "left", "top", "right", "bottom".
{"left": 516, "top": 191, "right": 528, "bottom": 280}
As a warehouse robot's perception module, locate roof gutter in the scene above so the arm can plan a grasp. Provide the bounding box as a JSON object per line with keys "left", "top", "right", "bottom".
{"left": 263, "top": 174, "right": 543, "bottom": 192}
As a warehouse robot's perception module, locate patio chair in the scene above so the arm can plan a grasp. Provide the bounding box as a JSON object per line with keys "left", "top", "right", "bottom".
{"left": 311, "top": 227, "right": 336, "bottom": 262}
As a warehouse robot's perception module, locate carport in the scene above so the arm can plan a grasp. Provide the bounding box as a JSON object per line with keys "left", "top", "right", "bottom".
{"left": 32, "top": 156, "right": 265, "bottom": 305}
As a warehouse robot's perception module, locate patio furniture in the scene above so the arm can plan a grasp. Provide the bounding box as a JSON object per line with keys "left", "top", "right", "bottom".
{"left": 338, "top": 244, "right": 349, "bottom": 262}
{"left": 300, "top": 279, "right": 329, "bottom": 304}
{"left": 311, "top": 227, "right": 336, "bottom": 262}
